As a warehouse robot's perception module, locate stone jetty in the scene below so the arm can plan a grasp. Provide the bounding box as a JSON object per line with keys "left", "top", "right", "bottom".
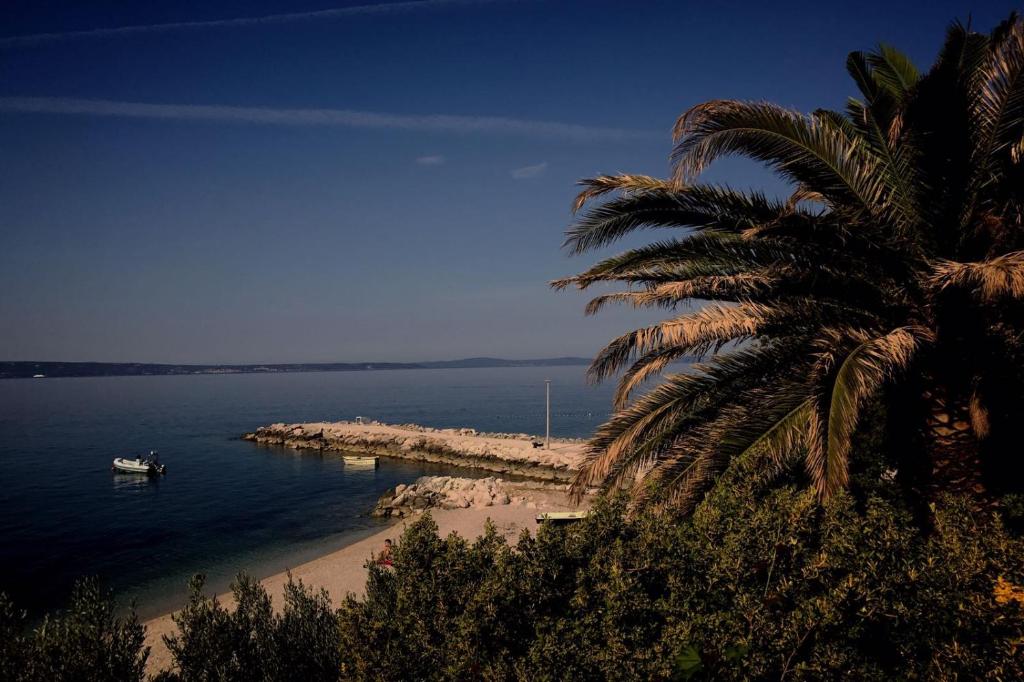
{"left": 241, "top": 420, "right": 588, "bottom": 481}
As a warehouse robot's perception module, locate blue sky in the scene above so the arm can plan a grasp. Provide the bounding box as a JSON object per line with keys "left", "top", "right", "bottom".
{"left": 0, "top": 0, "right": 1017, "bottom": 363}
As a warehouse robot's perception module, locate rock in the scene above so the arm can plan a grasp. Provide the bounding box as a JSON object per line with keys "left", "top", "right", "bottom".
{"left": 369, "top": 474, "right": 539, "bottom": 516}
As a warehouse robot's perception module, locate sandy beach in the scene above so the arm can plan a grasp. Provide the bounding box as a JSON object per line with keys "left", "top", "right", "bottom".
{"left": 143, "top": 419, "right": 589, "bottom": 676}
{"left": 142, "top": 485, "right": 578, "bottom": 677}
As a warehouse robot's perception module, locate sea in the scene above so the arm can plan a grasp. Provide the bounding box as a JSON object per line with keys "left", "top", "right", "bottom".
{"left": 0, "top": 365, "right": 613, "bottom": 619}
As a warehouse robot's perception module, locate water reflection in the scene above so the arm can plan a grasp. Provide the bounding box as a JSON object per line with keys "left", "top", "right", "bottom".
{"left": 111, "top": 472, "right": 160, "bottom": 491}
{"left": 340, "top": 467, "right": 379, "bottom": 484}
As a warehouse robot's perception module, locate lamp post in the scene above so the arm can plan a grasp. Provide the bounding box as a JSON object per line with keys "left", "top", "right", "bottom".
{"left": 545, "top": 379, "right": 551, "bottom": 449}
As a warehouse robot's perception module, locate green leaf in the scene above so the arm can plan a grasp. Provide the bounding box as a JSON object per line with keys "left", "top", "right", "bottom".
{"left": 723, "top": 643, "right": 750, "bottom": 661}
{"left": 672, "top": 644, "right": 703, "bottom": 680}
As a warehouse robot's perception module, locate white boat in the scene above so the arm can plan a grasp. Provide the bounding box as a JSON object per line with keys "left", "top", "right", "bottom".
{"left": 112, "top": 451, "right": 166, "bottom": 475}
{"left": 535, "top": 511, "right": 588, "bottom": 525}
{"left": 343, "top": 456, "right": 378, "bottom": 467}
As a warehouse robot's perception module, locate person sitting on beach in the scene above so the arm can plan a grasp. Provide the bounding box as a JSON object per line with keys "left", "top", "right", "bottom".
{"left": 376, "top": 539, "right": 394, "bottom": 567}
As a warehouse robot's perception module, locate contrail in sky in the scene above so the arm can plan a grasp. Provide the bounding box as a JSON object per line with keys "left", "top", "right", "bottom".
{"left": 0, "top": 96, "right": 662, "bottom": 143}
{"left": 0, "top": 0, "right": 517, "bottom": 48}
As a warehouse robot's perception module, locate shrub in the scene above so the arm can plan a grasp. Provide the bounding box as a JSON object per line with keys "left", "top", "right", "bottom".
{"left": 0, "top": 578, "right": 148, "bottom": 682}
{"left": 338, "top": 487, "right": 1024, "bottom": 681}
{"left": 6, "top": 468, "right": 1023, "bottom": 681}
{"left": 157, "top": 573, "right": 340, "bottom": 681}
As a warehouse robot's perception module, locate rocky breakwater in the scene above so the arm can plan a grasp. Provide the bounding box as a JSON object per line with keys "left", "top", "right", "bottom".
{"left": 371, "top": 476, "right": 531, "bottom": 518}
{"left": 241, "top": 420, "right": 588, "bottom": 482}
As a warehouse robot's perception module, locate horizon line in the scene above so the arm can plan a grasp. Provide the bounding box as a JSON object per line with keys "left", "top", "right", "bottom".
{"left": 0, "top": 356, "right": 594, "bottom": 367}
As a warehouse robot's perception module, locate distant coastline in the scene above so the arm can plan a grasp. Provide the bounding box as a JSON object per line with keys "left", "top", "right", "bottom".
{"left": 0, "top": 356, "right": 591, "bottom": 379}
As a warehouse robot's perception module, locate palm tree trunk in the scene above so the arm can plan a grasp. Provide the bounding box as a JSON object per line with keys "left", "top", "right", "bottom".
{"left": 921, "top": 386, "right": 987, "bottom": 500}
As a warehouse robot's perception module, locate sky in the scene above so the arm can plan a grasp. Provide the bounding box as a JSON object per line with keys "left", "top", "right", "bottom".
{"left": 0, "top": 0, "right": 1018, "bottom": 364}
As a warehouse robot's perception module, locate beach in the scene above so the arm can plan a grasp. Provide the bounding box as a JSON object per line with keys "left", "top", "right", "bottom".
{"left": 143, "top": 484, "right": 578, "bottom": 677}
{"left": 144, "top": 419, "right": 587, "bottom": 676}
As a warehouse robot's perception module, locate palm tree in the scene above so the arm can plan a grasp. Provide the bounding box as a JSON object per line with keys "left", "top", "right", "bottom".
{"left": 557, "top": 15, "right": 1024, "bottom": 511}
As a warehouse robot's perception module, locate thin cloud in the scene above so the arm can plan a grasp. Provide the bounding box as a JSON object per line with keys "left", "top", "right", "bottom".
{"left": 0, "top": 0, "right": 518, "bottom": 48}
{"left": 511, "top": 161, "right": 548, "bottom": 179}
{"left": 0, "top": 97, "right": 660, "bottom": 143}
{"left": 416, "top": 154, "right": 446, "bottom": 165}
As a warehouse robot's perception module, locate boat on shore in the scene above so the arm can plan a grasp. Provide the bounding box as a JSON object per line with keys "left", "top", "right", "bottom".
{"left": 343, "top": 456, "right": 378, "bottom": 467}
{"left": 112, "top": 451, "right": 166, "bottom": 475}
{"left": 535, "top": 511, "right": 588, "bottom": 525}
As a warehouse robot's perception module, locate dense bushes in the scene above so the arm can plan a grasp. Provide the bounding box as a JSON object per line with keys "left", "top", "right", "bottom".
{"left": 4, "top": 481, "right": 1024, "bottom": 680}
{"left": 0, "top": 578, "right": 147, "bottom": 682}
{"left": 337, "top": 485, "right": 1024, "bottom": 680}
{"left": 154, "top": 575, "right": 340, "bottom": 682}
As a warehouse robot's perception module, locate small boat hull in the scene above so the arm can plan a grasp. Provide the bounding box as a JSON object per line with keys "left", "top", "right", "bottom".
{"left": 112, "top": 457, "right": 166, "bottom": 475}
{"left": 536, "top": 511, "right": 588, "bottom": 525}
{"left": 343, "top": 456, "right": 379, "bottom": 467}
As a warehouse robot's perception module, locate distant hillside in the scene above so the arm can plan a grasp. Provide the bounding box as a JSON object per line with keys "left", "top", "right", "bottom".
{"left": 0, "top": 357, "right": 592, "bottom": 379}
{"left": 419, "top": 357, "right": 592, "bottom": 369}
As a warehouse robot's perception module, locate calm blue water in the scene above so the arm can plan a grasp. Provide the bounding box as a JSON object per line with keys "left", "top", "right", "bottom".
{"left": 0, "top": 365, "right": 613, "bottom": 618}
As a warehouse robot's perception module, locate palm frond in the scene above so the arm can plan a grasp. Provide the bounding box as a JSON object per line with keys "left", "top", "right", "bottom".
{"left": 564, "top": 182, "right": 787, "bottom": 254}
{"left": 571, "top": 342, "right": 805, "bottom": 500}
{"left": 839, "top": 99, "right": 922, "bottom": 232}
{"left": 968, "top": 17, "right": 1024, "bottom": 204}
{"left": 733, "top": 397, "right": 814, "bottom": 477}
{"left": 571, "top": 174, "right": 679, "bottom": 212}
{"left": 671, "top": 100, "right": 887, "bottom": 217}
{"left": 929, "top": 250, "right": 1024, "bottom": 299}
{"left": 575, "top": 397, "right": 679, "bottom": 493}
{"left": 587, "top": 302, "right": 775, "bottom": 382}
{"left": 613, "top": 345, "right": 693, "bottom": 409}
{"left": 783, "top": 185, "right": 827, "bottom": 213}
{"left": 806, "top": 326, "right": 932, "bottom": 499}
{"left": 557, "top": 232, "right": 816, "bottom": 291}
{"left": 867, "top": 44, "right": 921, "bottom": 100}
{"left": 550, "top": 260, "right": 742, "bottom": 291}
{"left": 846, "top": 51, "right": 884, "bottom": 106}
{"left": 641, "top": 438, "right": 716, "bottom": 511}
{"left": 639, "top": 384, "right": 814, "bottom": 511}
{"left": 970, "top": 390, "right": 991, "bottom": 438}
{"left": 583, "top": 272, "right": 780, "bottom": 316}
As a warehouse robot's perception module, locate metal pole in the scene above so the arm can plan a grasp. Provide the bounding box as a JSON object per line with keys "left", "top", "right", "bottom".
{"left": 545, "top": 379, "right": 551, "bottom": 449}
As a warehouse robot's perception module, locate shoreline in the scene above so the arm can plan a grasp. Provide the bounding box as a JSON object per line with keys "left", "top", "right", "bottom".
{"left": 126, "top": 519, "right": 399, "bottom": 623}
{"left": 141, "top": 419, "right": 589, "bottom": 676}
{"left": 142, "top": 486, "right": 578, "bottom": 677}
{"left": 242, "top": 420, "right": 588, "bottom": 482}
